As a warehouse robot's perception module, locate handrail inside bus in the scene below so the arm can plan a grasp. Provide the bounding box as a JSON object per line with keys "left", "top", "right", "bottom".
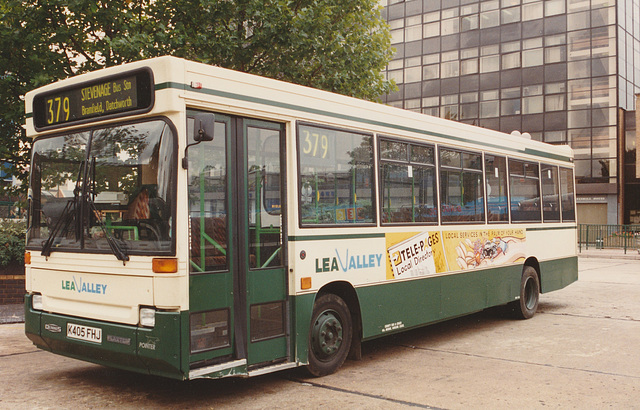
{"left": 191, "top": 227, "right": 227, "bottom": 273}
{"left": 202, "top": 232, "right": 226, "bottom": 255}
{"left": 189, "top": 259, "right": 204, "bottom": 273}
{"left": 261, "top": 247, "right": 281, "bottom": 268}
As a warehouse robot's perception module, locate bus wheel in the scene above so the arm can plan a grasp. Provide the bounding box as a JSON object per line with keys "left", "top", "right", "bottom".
{"left": 512, "top": 266, "right": 540, "bottom": 320}
{"left": 307, "top": 294, "right": 352, "bottom": 377}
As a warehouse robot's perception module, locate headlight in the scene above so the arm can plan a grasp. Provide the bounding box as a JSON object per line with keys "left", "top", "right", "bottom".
{"left": 32, "top": 294, "right": 43, "bottom": 310}
{"left": 139, "top": 307, "right": 156, "bottom": 327}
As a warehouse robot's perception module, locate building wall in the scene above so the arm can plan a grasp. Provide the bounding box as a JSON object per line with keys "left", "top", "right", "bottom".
{"left": 0, "top": 275, "right": 25, "bottom": 305}
{"left": 577, "top": 202, "right": 607, "bottom": 224}
{"left": 623, "top": 95, "right": 639, "bottom": 223}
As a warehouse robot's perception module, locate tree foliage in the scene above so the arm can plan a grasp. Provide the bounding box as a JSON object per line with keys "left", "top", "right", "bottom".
{"left": 0, "top": 0, "right": 394, "bottom": 192}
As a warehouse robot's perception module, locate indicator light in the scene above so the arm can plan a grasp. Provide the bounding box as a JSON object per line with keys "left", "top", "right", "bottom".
{"left": 153, "top": 258, "right": 178, "bottom": 273}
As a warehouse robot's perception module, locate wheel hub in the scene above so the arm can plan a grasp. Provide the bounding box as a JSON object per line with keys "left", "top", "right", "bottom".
{"left": 311, "top": 310, "right": 343, "bottom": 359}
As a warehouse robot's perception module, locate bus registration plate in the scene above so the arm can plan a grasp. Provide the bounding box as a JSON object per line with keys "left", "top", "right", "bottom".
{"left": 67, "top": 323, "right": 102, "bottom": 344}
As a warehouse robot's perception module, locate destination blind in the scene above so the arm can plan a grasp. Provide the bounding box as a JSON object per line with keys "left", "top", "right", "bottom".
{"left": 33, "top": 69, "right": 153, "bottom": 129}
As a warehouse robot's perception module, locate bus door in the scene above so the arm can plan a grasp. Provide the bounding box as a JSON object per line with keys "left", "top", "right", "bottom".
{"left": 187, "top": 111, "right": 288, "bottom": 373}
{"left": 243, "top": 119, "right": 288, "bottom": 366}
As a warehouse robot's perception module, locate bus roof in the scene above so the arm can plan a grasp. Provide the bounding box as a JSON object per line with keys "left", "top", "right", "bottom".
{"left": 25, "top": 56, "right": 573, "bottom": 163}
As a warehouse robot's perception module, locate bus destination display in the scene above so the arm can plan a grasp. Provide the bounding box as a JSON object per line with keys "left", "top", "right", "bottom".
{"left": 33, "top": 69, "right": 153, "bottom": 129}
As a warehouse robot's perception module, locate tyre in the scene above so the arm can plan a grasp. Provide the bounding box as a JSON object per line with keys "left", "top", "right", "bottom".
{"left": 511, "top": 266, "right": 540, "bottom": 320}
{"left": 307, "top": 294, "right": 352, "bottom": 377}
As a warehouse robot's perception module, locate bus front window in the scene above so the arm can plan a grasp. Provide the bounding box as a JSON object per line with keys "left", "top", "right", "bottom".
{"left": 27, "top": 120, "right": 176, "bottom": 256}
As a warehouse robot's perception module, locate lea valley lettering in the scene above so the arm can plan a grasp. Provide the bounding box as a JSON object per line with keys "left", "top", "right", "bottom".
{"left": 316, "top": 249, "right": 383, "bottom": 273}
{"left": 62, "top": 277, "right": 107, "bottom": 295}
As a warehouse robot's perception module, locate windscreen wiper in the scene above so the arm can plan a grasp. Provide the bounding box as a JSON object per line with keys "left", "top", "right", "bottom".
{"left": 41, "top": 197, "right": 77, "bottom": 257}
{"left": 41, "top": 162, "right": 85, "bottom": 257}
{"left": 85, "top": 197, "right": 130, "bottom": 263}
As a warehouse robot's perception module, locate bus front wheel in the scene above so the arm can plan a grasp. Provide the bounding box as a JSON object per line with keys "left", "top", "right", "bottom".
{"left": 511, "top": 266, "right": 540, "bottom": 319}
{"left": 307, "top": 294, "right": 352, "bottom": 377}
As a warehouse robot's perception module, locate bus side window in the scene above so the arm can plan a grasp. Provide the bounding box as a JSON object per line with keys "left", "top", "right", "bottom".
{"left": 559, "top": 167, "right": 576, "bottom": 222}
{"left": 541, "top": 164, "right": 560, "bottom": 222}
{"left": 484, "top": 155, "right": 509, "bottom": 223}
{"left": 298, "top": 124, "right": 375, "bottom": 226}
{"left": 439, "top": 148, "right": 484, "bottom": 223}
{"left": 509, "top": 159, "right": 541, "bottom": 222}
{"left": 379, "top": 139, "right": 437, "bottom": 224}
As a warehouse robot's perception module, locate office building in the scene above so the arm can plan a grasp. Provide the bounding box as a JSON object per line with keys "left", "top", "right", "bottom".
{"left": 380, "top": 0, "right": 640, "bottom": 224}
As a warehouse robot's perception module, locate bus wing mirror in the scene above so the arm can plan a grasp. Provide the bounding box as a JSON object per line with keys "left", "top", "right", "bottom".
{"left": 193, "top": 113, "right": 215, "bottom": 142}
{"left": 183, "top": 113, "right": 215, "bottom": 169}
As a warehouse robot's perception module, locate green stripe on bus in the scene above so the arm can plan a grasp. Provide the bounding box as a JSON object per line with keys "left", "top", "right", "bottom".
{"left": 155, "top": 82, "right": 185, "bottom": 91}
{"left": 289, "top": 233, "right": 385, "bottom": 242}
{"left": 527, "top": 225, "right": 578, "bottom": 232}
{"left": 291, "top": 226, "right": 578, "bottom": 240}
{"left": 155, "top": 81, "right": 573, "bottom": 163}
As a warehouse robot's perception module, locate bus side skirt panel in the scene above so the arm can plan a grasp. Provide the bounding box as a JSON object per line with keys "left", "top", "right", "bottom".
{"left": 292, "top": 293, "right": 316, "bottom": 366}
{"left": 539, "top": 256, "right": 579, "bottom": 294}
{"left": 356, "top": 264, "right": 523, "bottom": 340}
{"left": 353, "top": 256, "right": 577, "bottom": 340}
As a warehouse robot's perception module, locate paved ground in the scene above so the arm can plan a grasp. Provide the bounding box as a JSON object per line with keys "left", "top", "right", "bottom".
{"left": 1, "top": 255, "right": 638, "bottom": 409}
{"left": 0, "top": 303, "right": 23, "bottom": 324}
{"left": 578, "top": 247, "right": 640, "bottom": 260}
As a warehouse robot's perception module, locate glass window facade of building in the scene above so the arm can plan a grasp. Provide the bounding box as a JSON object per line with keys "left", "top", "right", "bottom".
{"left": 381, "top": 0, "right": 640, "bottom": 224}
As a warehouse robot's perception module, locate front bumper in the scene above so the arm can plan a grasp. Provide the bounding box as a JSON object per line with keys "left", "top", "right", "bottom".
{"left": 24, "top": 295, "right": 186, "bottom": 380}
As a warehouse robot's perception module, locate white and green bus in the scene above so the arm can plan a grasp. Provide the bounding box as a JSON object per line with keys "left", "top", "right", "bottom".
{"left": 24, "top": 56, "right": 577, "bottom": 380}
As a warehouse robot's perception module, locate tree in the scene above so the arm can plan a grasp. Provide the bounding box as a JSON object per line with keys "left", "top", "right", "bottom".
{"left": 1, "top": 0, "right": 70, "bottom": 193}
{"left": 0, "top": 0, "right": 394, "bottom": 192}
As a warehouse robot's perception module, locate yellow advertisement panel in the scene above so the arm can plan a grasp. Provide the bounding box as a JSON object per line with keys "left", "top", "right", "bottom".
{"left": 385, "top": 231, "right": 446, "bottom": 280}
{"left": 385, "top": 228, "right": 526, "bottom": 279}
{"left": 441, "top": 228, "right": 526, "bottom": 271}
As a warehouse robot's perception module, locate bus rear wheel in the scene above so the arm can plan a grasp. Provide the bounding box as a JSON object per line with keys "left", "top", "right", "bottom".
{"left": 307, "top": 294, "right": 352, "bottom": 377}
{"left": 511, "top": 266, "right": 540, "bottom": 319}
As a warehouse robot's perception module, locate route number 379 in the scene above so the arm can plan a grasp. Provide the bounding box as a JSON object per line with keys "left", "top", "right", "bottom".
{"left": 301, "top": 130, "right": 329, "bottom": 159}
{"left": 46, "top": 97, "right": 70, "bottom": 125}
